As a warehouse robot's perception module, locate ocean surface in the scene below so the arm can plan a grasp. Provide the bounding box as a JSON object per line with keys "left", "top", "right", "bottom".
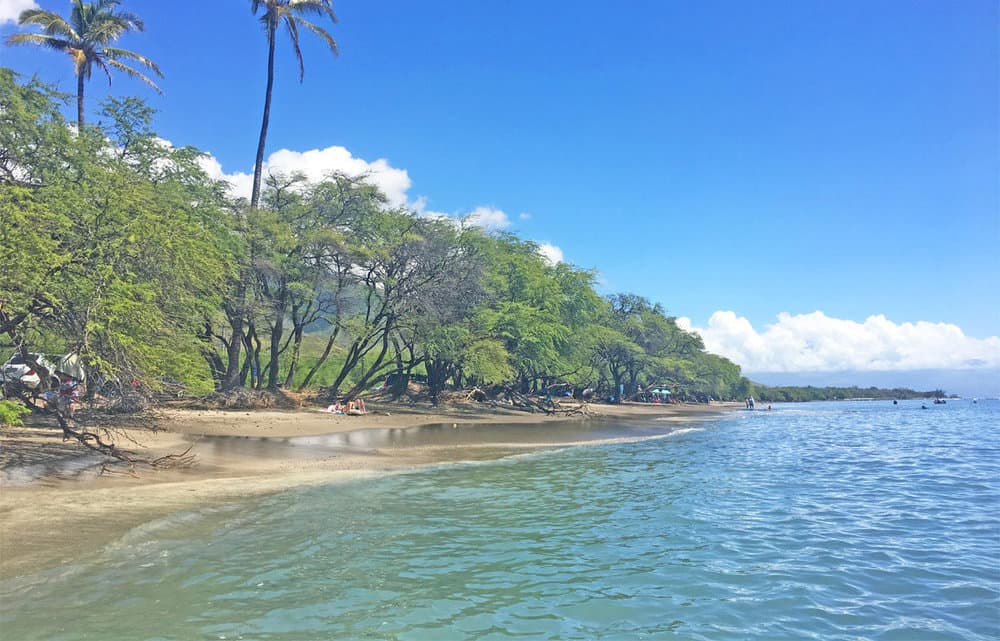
{"left": 2, "top": 400, "right": 998, "bottom": 640}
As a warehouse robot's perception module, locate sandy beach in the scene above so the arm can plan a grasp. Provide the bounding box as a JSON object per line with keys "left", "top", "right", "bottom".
{"left": 0, "top": 401, "right": 735, "bottom": 580}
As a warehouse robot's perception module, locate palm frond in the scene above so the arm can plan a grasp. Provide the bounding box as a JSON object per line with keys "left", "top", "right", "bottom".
{"left": 104, "top": 59, "right": 163, "bottom": 94}
{"left": 69, "top": 1, "right": 87, "bottom": 33}
{"left": 294, "top": 17, "right": 338, "bottom": 56}
{"left": 84, "top": 18, "right": 124, "bottom": 42}
{"left": 104, "top": 46, "right": 164, "bottom": 77}
{"left": 111, "top": 10, "right": 144, "bottom": 31}
{"left": 289, "top": 0, "right": 338, "bottom": 23}
{"left": 82, "top": 0, "right": 122, "bottom": 14}
{"left": 92, "top": 56, "right": 113, "bottom": 85}
{"left": 16, "top": 8, "right": 79, "bottom": 39}
{"left": 284, "top": 18, "right": 306, "bottom": 81}
{"left": 5, "top": 33, "right": 72, "bottom": 52}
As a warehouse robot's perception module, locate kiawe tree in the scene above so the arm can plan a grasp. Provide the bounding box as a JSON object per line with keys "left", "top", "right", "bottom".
{"left": 5, "top": 0, "right": 162, "bottom": 130}
{"left": 249, "top": 0, "right": 338, "bottom": 209}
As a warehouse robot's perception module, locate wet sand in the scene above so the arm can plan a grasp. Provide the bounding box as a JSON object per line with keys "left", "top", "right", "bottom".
{"left": 0, "top": 401, "right": 735, "bottom": 579}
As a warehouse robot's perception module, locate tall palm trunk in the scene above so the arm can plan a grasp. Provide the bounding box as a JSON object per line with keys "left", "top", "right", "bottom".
{"left": 251, "top": 21, "right": 277, "bottom": 210}
{"left": 76, "top": 72, "right": 85, "bottom": 130}
{"left": 223, "top": 20, "right": 276, "bottom": 390}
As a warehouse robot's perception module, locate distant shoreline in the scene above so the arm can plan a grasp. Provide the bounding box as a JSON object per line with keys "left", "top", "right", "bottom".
{"left": 0, "top": 401, "right": 736, "bottom": 580}
{"left": 749, "top": 383, "right": 954, "bottom": 403}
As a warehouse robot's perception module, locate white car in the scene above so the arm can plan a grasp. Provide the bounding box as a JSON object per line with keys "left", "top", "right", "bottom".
{"left": 0, "top": 353, "right": 68, "bottom": 395}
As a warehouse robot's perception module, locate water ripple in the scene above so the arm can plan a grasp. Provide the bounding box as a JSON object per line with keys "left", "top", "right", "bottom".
{"left": 2, "top": 400, "right": 998, "bottom": 640}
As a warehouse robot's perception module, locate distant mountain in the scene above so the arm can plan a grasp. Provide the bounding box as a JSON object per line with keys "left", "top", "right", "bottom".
{"left": 746, "top": 369, "right": 1000, "bottom": 399}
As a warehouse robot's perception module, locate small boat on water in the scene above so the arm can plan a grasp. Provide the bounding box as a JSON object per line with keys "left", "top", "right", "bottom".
{"left": 933, "top": 398, "right": 947, "bottom": 405}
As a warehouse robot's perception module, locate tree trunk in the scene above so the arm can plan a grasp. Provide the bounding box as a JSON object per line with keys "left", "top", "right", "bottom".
{"left": 389, "top": 339, "right": 406, "bottom": 398}
{"left": 329, "top": 338, "right": 363, "bottom": 395}
{"left": 342, "top": 332, "right": 393, "bottom": 401}
{"left": 251, "top": 22, "right": 277, "bottom": 210}
{"left": 199, "top": 320, "right": 226, "bottom": 384}
{"left": 284, "top": 324, "right": 304, "bottom": 388}
{"left": 221, "top": 280, "right": 246, "bottom": 391}
{"left": 426, "top": 358, "right": 451, "bottom": 406}
{"left": 298, "top": 325, "right": 339, "bottom": 391}
{"left": 240, "top": 321, "right": 260, "bottom": 388}
{"left": 328, "top": 313, "right": 394, "bottom": 399}
{"left": 611, "top": 370, "right": 624, "bottom": 403}
{"left": 76, "top": 73, "right": 85, "bottom": 131}
{"left": 266, "top": 278, "right": 288, "bottom": 390}
{"left": 250, "top": 328, "right": 263, "bottom": 389}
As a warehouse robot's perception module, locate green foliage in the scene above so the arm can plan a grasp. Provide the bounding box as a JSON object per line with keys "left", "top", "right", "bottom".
{"left": 0, "top": 68, "right": 752, "bottom": 405}
{"left": 0, "top": 400, "right": 31, "bottom": 426}
{"left": 1, "top": 70, "right": 234, "bottom": 393}
{"left": 462, "top": 338, "right": 514, "bottom": 384}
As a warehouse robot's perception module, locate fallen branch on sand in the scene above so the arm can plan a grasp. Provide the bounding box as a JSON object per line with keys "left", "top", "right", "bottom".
{"left": 559, "top": 402, "right": 594, "bottom": 417}
{"left": 463, "top": 386, "right": 593, "bottom": 418}
{"left": 51, "top": 407, "right": 196, "bottom": 476}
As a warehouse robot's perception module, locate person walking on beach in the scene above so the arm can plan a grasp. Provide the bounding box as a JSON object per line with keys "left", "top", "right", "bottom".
{"left": 749, "top": 396, "right": 755, "bottom": 410}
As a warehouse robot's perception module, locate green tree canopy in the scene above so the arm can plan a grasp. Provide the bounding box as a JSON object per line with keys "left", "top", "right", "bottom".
{"left": 0, "top": 70, "right": 233, "bottom": 394}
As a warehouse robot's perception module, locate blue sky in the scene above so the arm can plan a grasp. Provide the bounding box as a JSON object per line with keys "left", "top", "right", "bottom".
{"left": 3, "top": 0, "right": 998, "bottom": 383}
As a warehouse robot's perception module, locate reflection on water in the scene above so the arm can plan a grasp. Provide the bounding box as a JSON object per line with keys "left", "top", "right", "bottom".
{"left": 193, "top": 417, "right": 699, "bottom": 460}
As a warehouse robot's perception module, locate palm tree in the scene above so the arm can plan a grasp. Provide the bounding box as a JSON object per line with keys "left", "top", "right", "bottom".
{"left": 5, "top": 0, "right": 162, "bottom": 131}
{"left": 250, "top": 0, "right": 338, "bottom": 209}
{"left": 218, "top": 1, "right": 337, "bottom": 391}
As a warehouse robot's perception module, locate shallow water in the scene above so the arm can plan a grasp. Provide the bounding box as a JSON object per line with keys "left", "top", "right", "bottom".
{"left": 2, "top": 400, "right": 997, "bottom": 640}
{"left": 191, "top": 415, "right": 716, "bottom": 459}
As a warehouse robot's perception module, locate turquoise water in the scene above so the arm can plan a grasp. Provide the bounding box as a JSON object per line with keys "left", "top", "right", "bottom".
{"left": 2, "top": 400, "right": 998, "bottom": 640}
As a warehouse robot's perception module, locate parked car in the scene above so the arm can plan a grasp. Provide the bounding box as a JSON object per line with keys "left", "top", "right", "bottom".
{"left": 0, "top": 352, "right": 85, "bottom": 398}
{"left": 1, "top": 353, "right": 54, "bottom": 395}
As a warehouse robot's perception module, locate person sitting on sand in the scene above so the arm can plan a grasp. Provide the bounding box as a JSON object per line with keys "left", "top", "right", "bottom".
{"left": 322, "top": 402, "right": 346, "bottom": 414}
{"left": 345, "top": 399, "right": 367, "bottom": 415}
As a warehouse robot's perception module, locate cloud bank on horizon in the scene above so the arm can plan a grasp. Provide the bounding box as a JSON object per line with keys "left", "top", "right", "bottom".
{"left": 678, "top": 311, "right": 1000, "bottom": 373}
{"left": 197, "top": 144, "right": 563, "bottom": 260}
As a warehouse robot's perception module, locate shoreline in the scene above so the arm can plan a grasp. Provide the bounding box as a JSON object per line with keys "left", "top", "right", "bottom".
{"left": 0, "top": 401, "right": 736, "bottom": 580}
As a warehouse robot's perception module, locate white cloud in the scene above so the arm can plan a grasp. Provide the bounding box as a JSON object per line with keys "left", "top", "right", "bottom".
{"left": 537, "top": 242, "right": 564, "bottom": 265}
{"left": 519, "top": 212, "right": 532, "bottom": 220}
{"left": 268, "top": 147, "right": 412, "bottom": 207}
{"left": 196, "top": 153, "right": 252, "bottom": 199}
{"left": 198, "top": 144, "right": 411, "bottom": 207}
{"left": 677, "top": 311, "right": 1000, "bottom": 372}
{"left": 198, "top": 144, "right": 566, "bottom": 262}
{"left": 0, "top": 0, "right": 37, "bottom": 24}
{"left": 464, "top": 206, "right": 511, "bottom": 230}
{"left": 199, "top": 145, "right": 523, "bottom": 232}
